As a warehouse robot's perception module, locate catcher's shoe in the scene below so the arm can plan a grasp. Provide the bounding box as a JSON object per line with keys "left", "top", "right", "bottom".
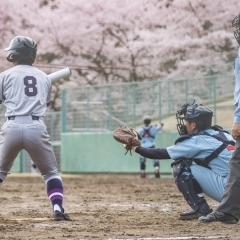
{"left": 53, "top": 210, "right": 72, "bottom": 221}
{"left": 198, "top": 211, "right": 238, "bottom": 224}
{"left": 179, "top": 208, "right": 212, "bottom": 220}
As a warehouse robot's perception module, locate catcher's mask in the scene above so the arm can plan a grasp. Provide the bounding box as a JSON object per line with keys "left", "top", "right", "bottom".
{"left": 176, "top": 100, "right": 213, "bottom": 135}
{"left": 232, "top": 14, "right": 240, "bottom": 45}
{"left": 143, "top": 115, "right": 151, "bottom": 125}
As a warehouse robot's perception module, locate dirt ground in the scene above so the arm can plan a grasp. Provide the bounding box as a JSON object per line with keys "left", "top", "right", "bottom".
{"left": 0, "top": 174, "right": 240, "bottom": 240}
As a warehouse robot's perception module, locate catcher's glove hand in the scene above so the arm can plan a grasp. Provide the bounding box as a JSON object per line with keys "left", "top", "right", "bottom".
{"left": 113, "top": 126, "right": 142, "bottom": 155}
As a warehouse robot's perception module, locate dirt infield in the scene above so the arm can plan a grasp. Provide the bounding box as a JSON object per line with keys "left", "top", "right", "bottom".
{"left": 0, "top": 174, "right": 239, "bottom": 240}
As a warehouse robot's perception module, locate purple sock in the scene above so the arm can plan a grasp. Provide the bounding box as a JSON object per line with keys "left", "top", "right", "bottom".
{"left": 47, "top": 178, "right": 63, "bottom": 212}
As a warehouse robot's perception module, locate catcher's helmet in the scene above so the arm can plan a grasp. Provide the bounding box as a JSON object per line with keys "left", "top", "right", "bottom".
{"left": 176, "top": 100, "right": 213, "bottom": 135}
{"left": 4, "top": 36, "right": 37, "bottom": 63}
{"left": 143, "top": 115, "right": 151, "bottom": 125}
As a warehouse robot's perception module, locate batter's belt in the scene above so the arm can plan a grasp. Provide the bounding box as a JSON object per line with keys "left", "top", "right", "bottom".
{"left": 7, "top": 116, "right": 39, "bottom": 120}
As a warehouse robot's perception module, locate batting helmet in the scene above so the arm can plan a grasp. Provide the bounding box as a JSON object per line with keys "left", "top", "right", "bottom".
{"left": 143, "top": 115, "right": 151, "bottom": 125}
{"left": 176, "top": 100, "right": 213, "bottom": 135}
{"left": 4, "top": 36, "right": 37, "bottom": 63}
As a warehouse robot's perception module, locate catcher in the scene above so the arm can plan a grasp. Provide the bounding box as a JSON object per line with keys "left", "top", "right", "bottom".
{"left": 113, "top": 101, "right": 235, "bottom": 221}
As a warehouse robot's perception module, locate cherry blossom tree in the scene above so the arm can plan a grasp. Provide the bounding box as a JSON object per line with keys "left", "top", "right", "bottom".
{"left": 0, "top": 0, "right": 240, "bottom": 110}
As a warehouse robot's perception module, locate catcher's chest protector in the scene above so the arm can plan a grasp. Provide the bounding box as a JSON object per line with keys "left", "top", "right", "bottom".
{"left": 142, "top": 126, "right": 154, "bottom": 138}
{"left": 174, "top": 129, "right": 235, "bottom": 169}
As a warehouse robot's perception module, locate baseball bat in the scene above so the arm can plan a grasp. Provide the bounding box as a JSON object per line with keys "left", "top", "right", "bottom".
{"left": 47, "top": 68, "right": 71, "bottom": 83}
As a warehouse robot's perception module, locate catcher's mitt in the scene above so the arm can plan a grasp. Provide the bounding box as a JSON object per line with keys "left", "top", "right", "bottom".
{"left": 113, "top": 126, "right": 142, "bottom": 155}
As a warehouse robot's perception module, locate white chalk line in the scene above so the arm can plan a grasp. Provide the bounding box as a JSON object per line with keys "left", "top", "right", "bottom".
{"left": 107, "top": 236, "right": 240, "bottom": 240}
{"left": 71, "top": 203, "right": 173, "bottom": 212}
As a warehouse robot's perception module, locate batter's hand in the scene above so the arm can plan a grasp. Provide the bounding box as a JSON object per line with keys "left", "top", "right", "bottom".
{"left": 232, "top": 123, "right": 240, "bottom": 139}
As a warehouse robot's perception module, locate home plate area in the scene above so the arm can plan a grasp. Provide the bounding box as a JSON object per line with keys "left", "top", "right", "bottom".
{"left": 0, "top": 174, "right": 239, "bottom": 240}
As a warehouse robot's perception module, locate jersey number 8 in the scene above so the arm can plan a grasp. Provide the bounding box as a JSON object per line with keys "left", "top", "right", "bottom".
{"left": 24, "top": 76, "right": 38, "bottom": 97}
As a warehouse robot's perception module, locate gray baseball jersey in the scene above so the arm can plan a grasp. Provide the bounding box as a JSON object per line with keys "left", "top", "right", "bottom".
{"left": 0, "top": 64, "right": 52, "bottom": 117}
{"left": 0, "top": 64, "right": 58, "bottom": 182}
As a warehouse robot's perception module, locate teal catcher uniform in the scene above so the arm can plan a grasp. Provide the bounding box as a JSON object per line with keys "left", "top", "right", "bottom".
{"left": 134, "top": 102, "right": 235, "bottom": 220}
{"left": 167, "top": 128, "right": 234, "bottom": 202}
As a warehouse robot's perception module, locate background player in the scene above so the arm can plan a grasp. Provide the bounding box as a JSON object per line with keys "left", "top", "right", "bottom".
{"left": 126, "top": 102, "right": 235, "bottom": 220}
{"left": 0, "top": 36, "right": 71, "bottom": 221}
{"left": 137, "top": 115, "right": 164, "bottom": 178}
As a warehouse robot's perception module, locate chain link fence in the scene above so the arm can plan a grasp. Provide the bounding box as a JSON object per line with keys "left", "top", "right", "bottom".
{"left": 61, "top": 74, "right": 235, "bottom": 133}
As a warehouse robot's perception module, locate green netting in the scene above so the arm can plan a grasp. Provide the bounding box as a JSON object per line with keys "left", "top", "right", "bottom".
{"left": 61, "top": 74, "right": 235, "bottom": 132}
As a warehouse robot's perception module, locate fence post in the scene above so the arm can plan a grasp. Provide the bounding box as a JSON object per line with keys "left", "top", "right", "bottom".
{"left": 213, "top": 76, "right": 217, "bottom": 125}
{"left": 86, "top": 86, "right": 90, "bottom": 131}
{"left": 158, "top": 81, "right": 162, "bottom": 121}
{"left": 108, "top": 85, "right": 112, "bottom": 130}
{"left": 185, "top": 79, "right": 188, "bottom": 103}
{"left": 168, "top": 78, "right": 171, "bottom": 114}
{"left": 61, "top": 89, "right": 67, "bottom": 133}
{"left": 124, "top": 86, "right": 129, "bottom": 125}
{"left": 20, "top": 150, "right": 26, "bottom": 173}
{"left": 133, "top": 83, "right": 136, "bottom": 128}
{"left": 50, "top": 112, "right": 54, "bottom": 141}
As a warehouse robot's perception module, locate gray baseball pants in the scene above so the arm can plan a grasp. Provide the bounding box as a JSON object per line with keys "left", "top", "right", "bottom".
{"left": 0, "top": 116, "right": 59, "bottom": 182}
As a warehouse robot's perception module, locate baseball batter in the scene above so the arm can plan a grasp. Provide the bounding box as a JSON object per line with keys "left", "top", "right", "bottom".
{"left": 0, "top": 36, "right": 71, "bottom": 221}
{"left": 126, "top": 102, "right": 235, "bottom": 220}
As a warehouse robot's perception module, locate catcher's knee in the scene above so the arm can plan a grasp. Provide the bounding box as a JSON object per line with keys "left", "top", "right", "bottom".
{"left": 175, "top": 171, "right": 207, "bottom": 211}
{"left": 171, "top": 158, "right": 192, "bottom": 178}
